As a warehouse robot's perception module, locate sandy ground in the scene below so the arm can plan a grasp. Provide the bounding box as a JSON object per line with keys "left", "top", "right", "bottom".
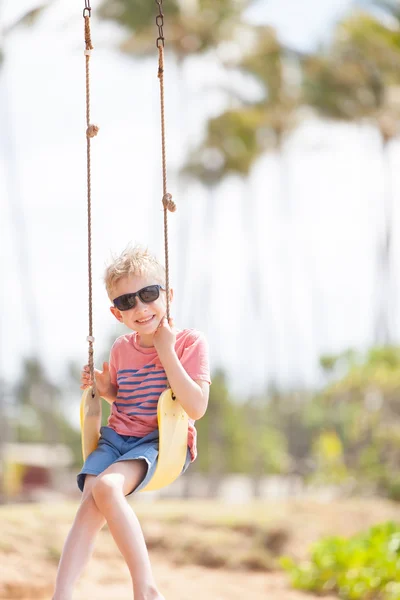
{"left": 76, "top": 557, "right": 337, "bottom": 600}
{"left": 2, "top": 556, "right": 336, "bottom": 600}
{"left": 3, "top": 497, "right": 400, "bottom": 600}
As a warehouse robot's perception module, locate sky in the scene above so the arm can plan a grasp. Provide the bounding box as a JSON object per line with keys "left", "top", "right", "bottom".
{"left": 246, "top": 0, "right": 354, "bottom": 51}
{"left": 1, "top": 0, "right": 400, "bottom": 400}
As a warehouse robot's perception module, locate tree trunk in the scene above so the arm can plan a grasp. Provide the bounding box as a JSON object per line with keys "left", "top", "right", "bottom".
{"left": 191, "top": 184, "right": 217, "bottom": 333}
{"left": 242, "top": 178, "right": 277, "bottom": 388}
{"left": 374, "top": 136, "right": 394, "bottom": 345}
{"left": 0, "top": 378, "right": 7, "bottom": 504}
{"left": 0, "top": 65, "right": 41, "bottom": 354}
{"left": 277, "top": 145, "right": 294, "bottom": 387}
{"left": 174, "top": 59, "right": 192, "bottom": 322}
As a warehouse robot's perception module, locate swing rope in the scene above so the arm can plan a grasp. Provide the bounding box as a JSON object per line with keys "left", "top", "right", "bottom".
{"left": 79, "top": 0, "right": 187, "bottom": 488}
{"left": 82, "top": 0, "right": 174, "bottom": 393}
{"left": 83, "top": 0, "right": 99, "bottom": 397}
{"left": 156, "top": 0, "right": 176, "bottom": 322}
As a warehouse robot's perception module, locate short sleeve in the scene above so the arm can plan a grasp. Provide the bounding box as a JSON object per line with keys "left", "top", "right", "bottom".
{"left": 181, "top": 330, "right": 211, "bottom": 384}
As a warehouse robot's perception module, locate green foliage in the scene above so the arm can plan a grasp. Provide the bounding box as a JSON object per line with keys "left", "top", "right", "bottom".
{"left": 195, "top": 370, "right": 290, "bottom": 478}
{"left": 319, "top": 354, "right": 339, "bottom": 373}
{"left": 14, "top": 358, "right": 64, "bottom": 444}
{"left": 99, "top": 0, "right": 251, "bottom": 59}
{"left": 324, "top": 345, "right": 400, "bottom": 397}
{"left": 12, "top": 7, "right": 46, "bottom": 28}
{"left": 302, "top": 51, "right": 384, "bottom": 121}
{"left": 185, "top": 25, "right": 300, "bottom": 186}
{"left": 99, "top": 0, "right": 180, "bottom": 35}
{"left": 337, "top": 11, "right": 400, "bottom": 83}
{"left": 281, "top": 522, "right": 400, "bottom": 599}
{"left": 8, "top": 341, "right": 400, "bottom": 490}
{"left": 185, "top": 107, "right": 266, "bottom": 183}
{"left": 9, "top": 358, "right": 83, "bottom": 466}
{"left": 196, "top": 369, "right": 242, "bottom": 473}
{"left": 312, "top": 430, "right": 348, "bottom": 484}
{"left": 303, "top": 10, "right": 400, "bottom": 142}
{"left": 245, "top": 397, "right": 290, "bottom": 475}
{"left": 240, "top": 26, "right": 284, "bottom": 101}
{"left": 315, "top": 346, "right": 400, "bottom": 494}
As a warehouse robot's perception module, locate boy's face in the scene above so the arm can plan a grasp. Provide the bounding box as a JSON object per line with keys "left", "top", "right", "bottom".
{"left": 109, "top": 274, "right": 173, "bottom": 337}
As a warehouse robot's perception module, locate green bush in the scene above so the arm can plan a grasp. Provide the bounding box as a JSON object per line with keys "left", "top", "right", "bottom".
{"left": 385, "top": 477, "right": 400, "bottom": 503}
{"left": 280, "top": 522, "right": 400, "bottom": 599}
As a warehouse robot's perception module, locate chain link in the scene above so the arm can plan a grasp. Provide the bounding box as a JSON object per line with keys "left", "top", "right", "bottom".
{"left": 83, "top": 0, "right": 91, "bottom": 18}
{"left": 155, "top": 0, "right": 164, "bottom": 47}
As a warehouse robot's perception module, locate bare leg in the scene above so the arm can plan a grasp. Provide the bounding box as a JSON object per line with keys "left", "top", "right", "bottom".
{"left": 53, "top": 475, "right": 105, "bottom": 600}
{"left": 91, "top": 460, "right": 164, "bottom": 600}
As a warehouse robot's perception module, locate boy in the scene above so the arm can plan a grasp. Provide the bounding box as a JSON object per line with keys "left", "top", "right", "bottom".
{"left": 53, "top": 245, "right": 210, "bottom": 600}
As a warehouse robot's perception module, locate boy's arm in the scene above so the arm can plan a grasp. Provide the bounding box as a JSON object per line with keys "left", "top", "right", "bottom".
{"left": 81, "top": 362, "right": 118, "bottom": 405}
{"left": 101, "top": 384, "right": 118, "bottom": 406}
{"left": 157, "top": 349, "right": 209, "bottom": 420}
{"left": 102, "top": 347, "right": 119, "bottom": 405}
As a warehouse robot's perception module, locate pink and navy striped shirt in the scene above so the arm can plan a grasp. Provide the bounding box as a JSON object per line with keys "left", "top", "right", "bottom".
{"left": 108, "top": 328, "right": 210, "bottom": 461}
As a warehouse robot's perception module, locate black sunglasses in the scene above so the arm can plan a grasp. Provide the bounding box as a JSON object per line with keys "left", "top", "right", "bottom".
{"left": 113, "top": 284, "right": 165, "bottom": 312}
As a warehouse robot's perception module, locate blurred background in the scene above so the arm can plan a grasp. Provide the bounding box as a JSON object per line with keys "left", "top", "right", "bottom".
{"left": 2, "top": 0, "right": 400, "bottom": 599}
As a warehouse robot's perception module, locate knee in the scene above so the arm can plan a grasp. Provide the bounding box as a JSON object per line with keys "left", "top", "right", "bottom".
{"left": 76, "top": 492, "right": 104, "bottom": 525}
{"left": 91, "top": 474, "right": 123, "bottom": 511}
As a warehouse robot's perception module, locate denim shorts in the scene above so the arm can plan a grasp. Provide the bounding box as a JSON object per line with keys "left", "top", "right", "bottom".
{"left": 77, "top": 426, "right": 191, "bottom": 495}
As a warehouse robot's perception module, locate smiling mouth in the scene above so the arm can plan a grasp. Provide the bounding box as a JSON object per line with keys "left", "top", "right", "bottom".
{"left": 136, "top": 315, "right": 155, "bottom": 324}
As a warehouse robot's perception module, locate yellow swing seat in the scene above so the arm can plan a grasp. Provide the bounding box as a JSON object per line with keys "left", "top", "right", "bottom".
{"left": 80, "top": 387, "right": 189, "bottom": 492}
{"left": 80, "top": 387, "right": 102, "bottom": 460}
{"left": 80, "top": 2, "right": 187, "bottom": 496}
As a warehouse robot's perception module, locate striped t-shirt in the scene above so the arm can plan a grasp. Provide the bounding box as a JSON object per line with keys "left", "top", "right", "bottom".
{"left": 107, "top": 328, "right": 210, "bottom": 461}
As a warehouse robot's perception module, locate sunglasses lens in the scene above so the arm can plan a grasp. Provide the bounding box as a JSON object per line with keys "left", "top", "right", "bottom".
{"left": 114, "top": 286, "right": 161, "bottom": 311}
{"left": 139, "top": 285, "right": 160, "bottom": 303}
{"left": 114, "top": 294, "right": 136, "bottom": 311}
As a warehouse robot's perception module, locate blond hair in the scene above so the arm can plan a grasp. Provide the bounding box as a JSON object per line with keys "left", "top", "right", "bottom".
{"left": 104, "top": 244, "right": 166, "bottom": 299}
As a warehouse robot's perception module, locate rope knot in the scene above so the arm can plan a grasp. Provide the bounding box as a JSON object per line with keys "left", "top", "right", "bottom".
{"left": 162, "top": 193, "right": 176, "bottom": 212}
{"left": 86, "top": 124, "right": 99, "bottom": 138}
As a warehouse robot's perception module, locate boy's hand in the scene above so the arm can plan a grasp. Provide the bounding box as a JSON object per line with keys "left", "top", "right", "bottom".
{"left": 80, "top": 362, "right": 113, "bottom": 397}
{"left": 153, "top": 317, "right": 176, "bottom": 356}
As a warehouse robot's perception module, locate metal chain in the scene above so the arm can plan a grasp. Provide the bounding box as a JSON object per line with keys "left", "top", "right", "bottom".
{"left": 155, "top": 0, "right": 175, "bottom": 323}
{"left": 83, "top": 1, "right": 99, "bottom": 397}
{"left": 83, "top": 0, "right": 91, "bottom": 17}
{"left": 155, "top": 0, "right": 177, "bottom": 400}
{"left": 155, "top": 0, "right": 165, "bottom": 48}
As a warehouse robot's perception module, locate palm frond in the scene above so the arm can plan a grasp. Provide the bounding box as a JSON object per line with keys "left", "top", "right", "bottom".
{"left": 5, "top": 5, "right": 48, "bottom": 34}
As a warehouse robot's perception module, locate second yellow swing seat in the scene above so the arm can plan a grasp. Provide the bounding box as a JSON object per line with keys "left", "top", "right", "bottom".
{"left": 80, "top": 387, "right": 189, "bottom": 492}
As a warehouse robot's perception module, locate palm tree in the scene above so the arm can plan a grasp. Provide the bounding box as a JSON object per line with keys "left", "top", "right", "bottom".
{"left": 184, "top": 26, "right": 302, "bottom": 385}
{"left": 0, "top": 2, "right": 48, "bottom": 502}
{"left": 182, "top": 106, "right": 268, "bottom": 354}
{"left": 187, "top": 25, "right": 300, "bottom": 205}
{"left": 0, "top": 2, "right": 47, "bottom": 344}
{"left": 1, "top": 3, "right": 49, "bottom": 351}
{"left": 99, "top": 0, "right": 253, "bottom": 63}
{"left": 302, "top": 10, "right": 400, "bottom": 345}
{"left": 97, "top": 0, "right": 257, "bottom": 320}
{"left": 14, "top": 359, "right": 61, "bottom": 444}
